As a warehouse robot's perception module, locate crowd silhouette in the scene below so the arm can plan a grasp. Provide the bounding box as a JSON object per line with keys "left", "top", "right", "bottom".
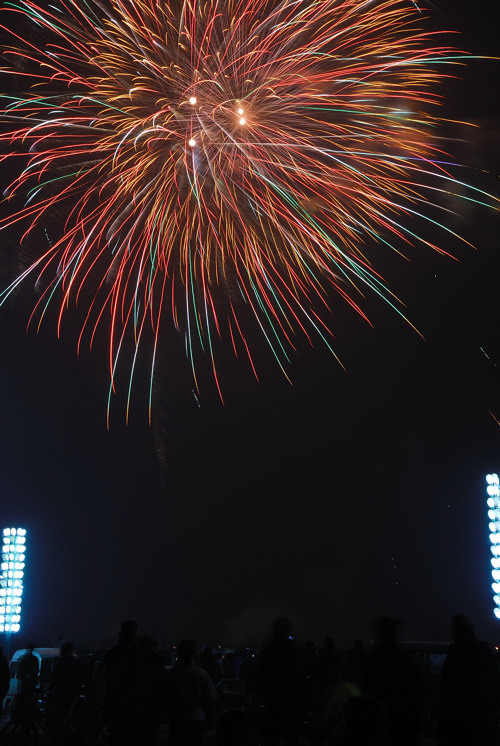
{"left": 1, "top": 613, "right": 499, "bottom": 746}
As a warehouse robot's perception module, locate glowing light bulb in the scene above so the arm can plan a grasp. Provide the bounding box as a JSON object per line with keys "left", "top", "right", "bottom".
{"left": 189, "top": 96, "right": 197, "bottom": 105}
{"left": 188, "top": 138, "right": 196, "bottom": 147}
{"left": 239, "top": 118, "right": 246, "bottom": 125}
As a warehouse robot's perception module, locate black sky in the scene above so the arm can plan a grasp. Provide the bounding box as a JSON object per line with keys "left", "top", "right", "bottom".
{"left": 1, "top": 0, "right": 500, "bottom": 652}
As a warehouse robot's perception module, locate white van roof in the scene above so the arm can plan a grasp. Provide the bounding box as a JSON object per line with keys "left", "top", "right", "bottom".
{"left": 10, "top": 648, "right": 61, "bottom": 663}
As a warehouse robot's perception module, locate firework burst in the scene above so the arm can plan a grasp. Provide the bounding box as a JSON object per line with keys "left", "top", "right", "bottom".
{"left": 0, "top": 0, "right": 496, "bottom": 419}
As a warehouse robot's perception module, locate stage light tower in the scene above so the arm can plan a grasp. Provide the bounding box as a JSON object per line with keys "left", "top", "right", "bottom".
{"left": 0, "top": 528, "right": 27, "bottom": 634}
{"left": 486, "top": 475, "right": 500, "bottom": 619}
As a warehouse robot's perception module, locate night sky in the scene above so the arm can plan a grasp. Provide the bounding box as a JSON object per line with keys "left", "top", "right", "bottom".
{"left": 1, "top": 0, "right": 500, "bottom": 653}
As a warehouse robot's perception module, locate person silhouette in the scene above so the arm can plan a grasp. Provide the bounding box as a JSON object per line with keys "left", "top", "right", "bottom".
{"left": 14, "top": 644, "right": 39, "bottom": 719}
{"left": 0, "top": 646, "right": 9, "bottom": 720}
{"left": 257, "top": 617, "right": 307, "bottom": 746}
{"left": 165, "top": 639, "right": 217, "bottom": 746}
{"left": 365, "top": 617, "right": 424, "bottom": 746}
{"left": 52, "top": 642, "right": 84, "bottom": 719}
{"left": 103, "top": 620, "right": 166, "bottom": 746}
{"left": 438, "top": 613, "right": 500, "bottom": 746}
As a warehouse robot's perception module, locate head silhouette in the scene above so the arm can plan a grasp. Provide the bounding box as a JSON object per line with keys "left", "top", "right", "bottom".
{"left": 60, "top": 642, "right": 74, "bottom": 657}
{"left": 177, "top": 639, "right": 197, "bottom": 665}
{"left": 119, "top": 618, "right": 138, "bottom": 643}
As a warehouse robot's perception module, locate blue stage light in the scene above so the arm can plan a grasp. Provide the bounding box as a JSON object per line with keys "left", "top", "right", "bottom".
{"left": 0, "top": 528, "right": 27, "bottom": 633}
